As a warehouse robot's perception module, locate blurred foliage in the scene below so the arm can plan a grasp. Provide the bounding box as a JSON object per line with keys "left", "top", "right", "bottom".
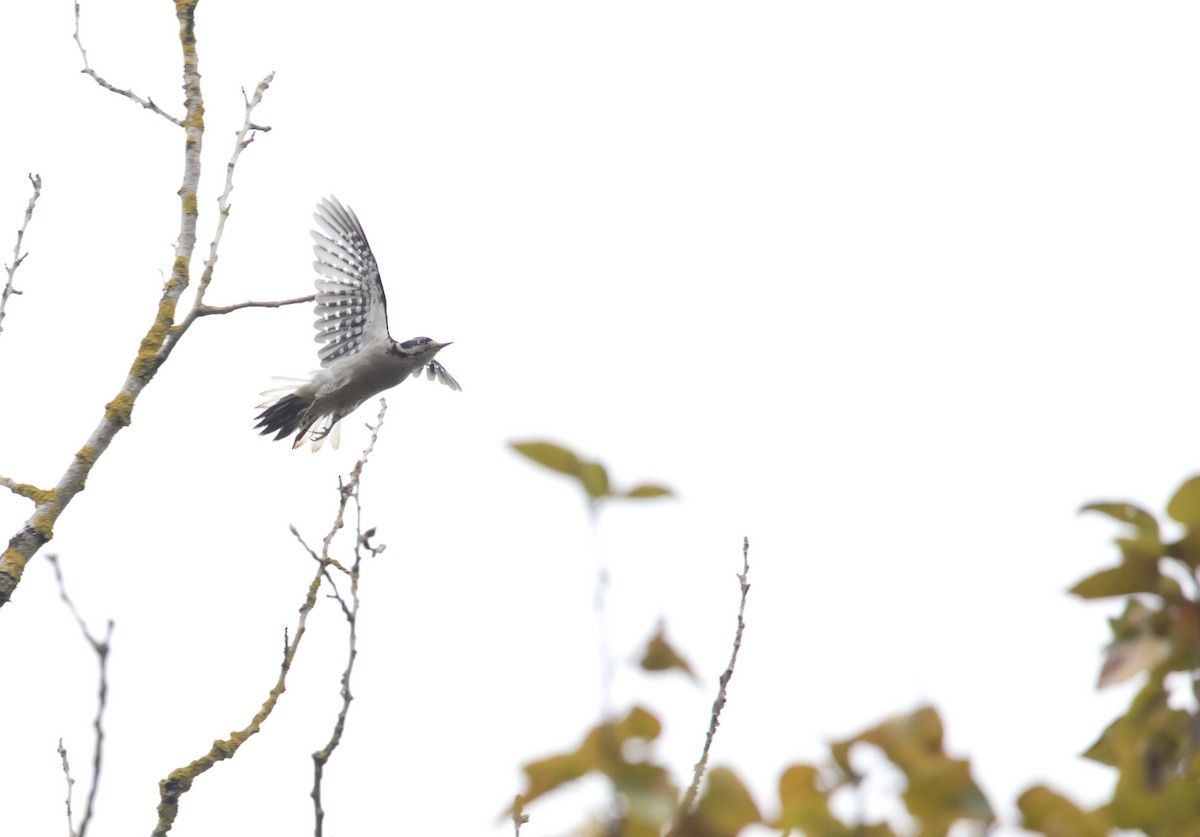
{"left": 510, "top": 441, "right": 672, "bottom": 506}
{"left": 638, "top": 623, "right": 697, "bottom": 681}
{"left": 511, "top": 452, "right": 1200, "bottom": 836}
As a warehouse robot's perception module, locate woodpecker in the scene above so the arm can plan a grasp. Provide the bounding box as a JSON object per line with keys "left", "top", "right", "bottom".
{"left": 255, "top": 197, "right": 460, "bottom": 450}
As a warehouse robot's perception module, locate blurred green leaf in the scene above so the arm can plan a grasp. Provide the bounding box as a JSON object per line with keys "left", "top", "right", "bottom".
{"left": 616, "top": 705, "right": 662, "bottom": 742}
{"left": 1081, "top": 502, "right": 1161, "bottom": 543}
{"left": 1166, "top": 530, "right": 1200, "bottom": 570}
{"left": 679, "top": 767, "right": 761, "bottom": 837}
{"left": 510, "top": 441, "right": 582, "bottom": 476}
{"left": 578, "top": 461, "right": 610, "bottom": 499}
{"left": 627, "top": 484, "right": 672, "bottom": 499}
{"left": 1166, "top": 475, "right": 1200, "bottom": 526}
{"left": 519, "top": 705, "right": 664, "bottom": 810}
{"left": 639, "top": 625, "right": 696, "bottom": 680}
{"left": 1069, "top": 563, "right": 1161, "bottom": 599}
{"left": 521, "top": 752, "right": 589, "bottom": 806}
{"left": 1017, "top": 785, "right": 1109, "bottom": 837}
{"left": 831, "top": 706, "right": 992, "bottom": 831}
{"left": 775, "top": 764, "right": 851, "bottom": 835}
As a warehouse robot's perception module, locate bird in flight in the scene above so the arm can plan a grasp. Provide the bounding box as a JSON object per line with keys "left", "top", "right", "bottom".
{"left": 255, "top": 197, "right": 459, "bottom": 450}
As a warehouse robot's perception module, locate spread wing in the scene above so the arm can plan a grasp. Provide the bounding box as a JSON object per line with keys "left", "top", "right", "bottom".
{"left": 422, "top": 360, "right": 462, "bottom": 392}
{"left": 311, "top": 197, "right": 391, "bottom": 367}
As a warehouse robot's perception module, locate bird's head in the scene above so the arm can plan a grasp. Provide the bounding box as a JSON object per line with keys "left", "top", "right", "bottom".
{"left": 396, "top": 336, "right": 452, "bottom": 359}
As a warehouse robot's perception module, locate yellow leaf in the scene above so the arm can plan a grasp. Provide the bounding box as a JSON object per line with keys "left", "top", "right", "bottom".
{"left": 1166, "top": 475, "right": 1200, "bottom": 526}
{"left": 578, "top": 461, "right": 610, "bottom": 499}
{"left": 626, "top": 484, "right": 672, "bottom": 499}
{"left": 509, "top": 441, "right": 582, "bottom": 476}
{"left": 691, "top": 767, "right": 761, "bottom": 837}
{"left": 639, "top": 624, "right": 696, "bottom": 680}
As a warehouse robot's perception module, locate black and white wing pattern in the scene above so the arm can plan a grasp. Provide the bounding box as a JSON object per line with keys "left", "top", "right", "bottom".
{"left": 311, "top": 197, "right": 391, "bottom": 367}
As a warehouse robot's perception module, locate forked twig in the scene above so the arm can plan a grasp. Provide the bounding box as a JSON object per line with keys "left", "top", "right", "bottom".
{"left": 47, "top": 553, "right": 113, "bottom": 837}
{"left": 153, "top": 402, "right": 388, "bottom": 837}
{"left": 1, "top": 174, "right": 42, "bottom": 343}
{"left": 191, "top": 294, "right": 315, "bottom": 319}
{"left": 303, "top": 403, "right": 388, "bottom": 836}
{"left": 73, "top": 1, "right": 183, "bottom": 125}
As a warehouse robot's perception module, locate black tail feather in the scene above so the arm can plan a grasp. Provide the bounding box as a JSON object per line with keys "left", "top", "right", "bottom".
{"left": 254, "top": 394, "right": 310, "bottom": 443}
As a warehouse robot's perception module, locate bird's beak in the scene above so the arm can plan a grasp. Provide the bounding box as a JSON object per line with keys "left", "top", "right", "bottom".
{"left": 440, "top": 341, "right": 454, "bottom": 348}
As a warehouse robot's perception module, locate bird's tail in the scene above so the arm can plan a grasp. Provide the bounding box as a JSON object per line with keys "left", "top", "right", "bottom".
{"left": 254, "top": 378, "right": 341, "bottom": 451}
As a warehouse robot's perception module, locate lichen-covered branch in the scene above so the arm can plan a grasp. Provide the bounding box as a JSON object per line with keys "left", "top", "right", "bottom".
{"left": 1, "top": 173, "right": 42, "bottom": 344}
{"left": 151, "top": 402, "right": 388, "bottom": 837}
{"left": 0, "top": 1, "right": 286, "bottom": 608}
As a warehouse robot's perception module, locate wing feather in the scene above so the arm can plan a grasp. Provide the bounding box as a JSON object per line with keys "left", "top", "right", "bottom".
{"left": 311, "top": 197, "right": 391, "bottom": 367}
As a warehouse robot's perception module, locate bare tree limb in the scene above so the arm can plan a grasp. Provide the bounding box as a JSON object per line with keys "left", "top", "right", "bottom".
{"left": 73, "top": 2, "right": 183, "bottom": 126}
{"left": 48, "top": 553, "right": 113, "bottom": 837}
{"left": 670, "top": 537, "right": 752, "bottom": 833}
{"left": 1, "top": 173, "right": 42, "bottom": 344}
{"left": 190, "top": 72, "right": 275, "bottom": 311}
{"left": 189, "top": 294, "right": 315, "bottom": 321}
{"left": 310, "top": 414, "right": 387, "bottom": 836}
{"left": 0, "top": 1, "right": 284, "bottom": 609}
{"left": 152, "top": 401, "right": 389, "bottom": 837}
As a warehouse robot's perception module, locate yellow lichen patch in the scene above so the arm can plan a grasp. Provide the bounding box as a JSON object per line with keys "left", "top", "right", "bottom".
{"left": 129, "top": 297, "right": 178, "bottom": 378}
{"left": 9, "top": 483, "right": 56, "bottom": 505}
{"left": 105, "top": 391, "right": 136, "bottom": 427}
{"left": 181, "top": 192, "right": 198, "bottom": 216}
{"left": 32, "top": 507, "right": 57, "bottom": 539}
{"left": 75, "top": 445, "right": 97, "bottom": 466}
{"left": 1, "top": 546, "right": 29, "bottom": 574}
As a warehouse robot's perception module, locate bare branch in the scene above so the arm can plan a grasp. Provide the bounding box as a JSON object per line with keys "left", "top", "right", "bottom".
{"left": 152, "top": 402, "right": 389, "bottom": 837}
{"left": 311, "top": 402, "right": 388, "bottom": 837}
{"left": 188, "top": 294, "right": 315, "bottom": 321}
{"left": 671, "top": 538, "right": 752, "bottom": 832}
{"left": 191, "top": 72, "right": 275, "bottom": 309}
{"left": 73, "top": 2, "right": 183, "bottom": 126}
{"left": 48, "top": 553, "right": 113, "bottom": 837}
{"left": 1, "top": 173, "right": 42, "bottom": 343}
{"left": 57, "top": 739, "right": 76, "bottom": 837}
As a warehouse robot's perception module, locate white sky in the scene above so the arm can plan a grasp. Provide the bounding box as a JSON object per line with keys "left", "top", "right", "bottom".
{"left": 2, "top": 2, "right": 1199, "bottom": 835}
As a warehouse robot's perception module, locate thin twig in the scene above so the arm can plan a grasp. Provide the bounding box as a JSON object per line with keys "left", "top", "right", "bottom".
{"left": 310, "top": 402, "right": 388, "bottom": 837}
{"left": 73, "top": 2, "right": 183, "bottom": 126}
{"left": 191, "top": 72, "right": 275, "bottom": 309}
{"left": 190, "top": 294, "right": 315, "bottom": 319}
{"left": 670, "top": 538, "right": 752, "bottom": 832}
{"left": 152, "top": 402, "right": 388, "bottom": 837}
{"left": 48, "top": 553, "right": 113, "bottom": 837}
{"left": 1, "top": 173, "right": 42, "bottom": 343}
{"left": 57, "top": 739, "right": 76, "bottom": 837}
